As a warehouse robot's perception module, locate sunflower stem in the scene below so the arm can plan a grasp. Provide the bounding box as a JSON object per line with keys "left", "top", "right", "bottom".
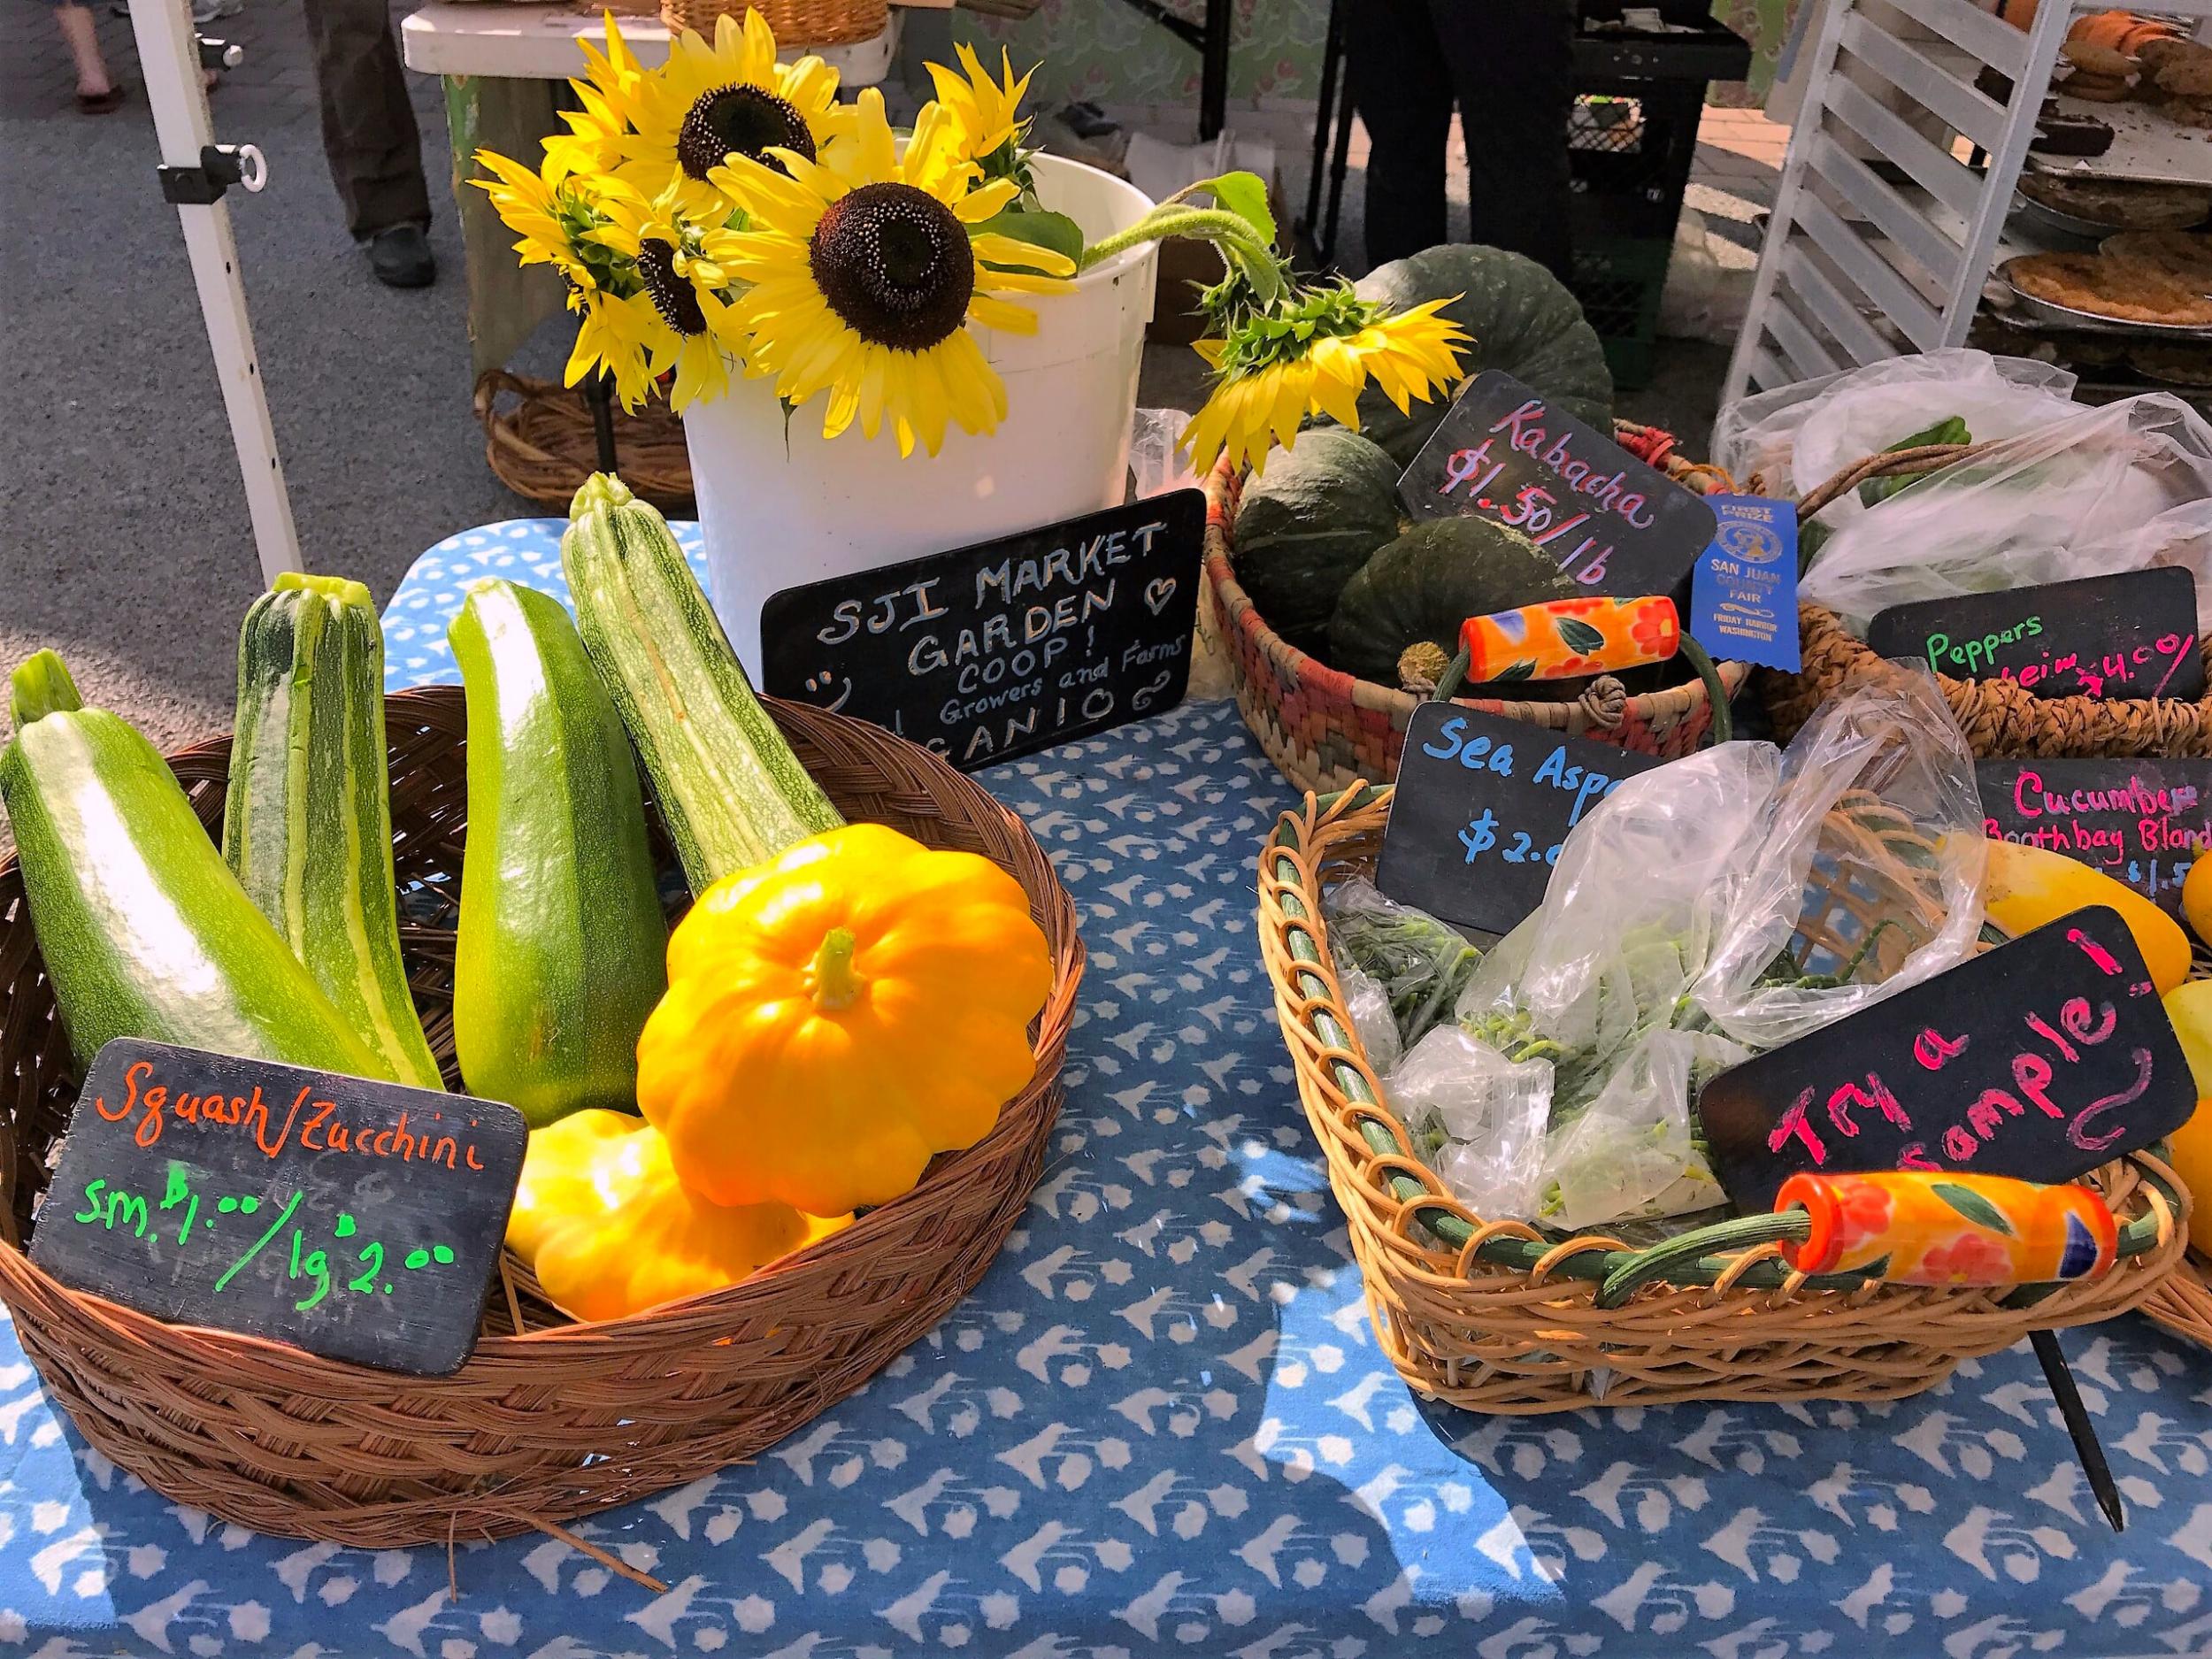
{"left": 1079, "top": 209, "right": 1276, "bottom": 276}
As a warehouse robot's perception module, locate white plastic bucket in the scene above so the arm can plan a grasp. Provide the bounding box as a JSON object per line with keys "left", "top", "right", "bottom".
{"left": 684, "top": 153, "right": 1161, "bottom": 673}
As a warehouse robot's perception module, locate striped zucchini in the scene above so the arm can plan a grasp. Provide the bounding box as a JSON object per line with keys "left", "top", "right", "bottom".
{"left": 449, "top": 580, "right": 668, "bottom": 1126}
{"left": 223, "top": 573, "right": 445, "bottom": 1091}
{"left": 562, "top": 472, "right": 841, "bottom": 892}
{"left": 1, "top": 650, "right": 394, "bottom": 1078}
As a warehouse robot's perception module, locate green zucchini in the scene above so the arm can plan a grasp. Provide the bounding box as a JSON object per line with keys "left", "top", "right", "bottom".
{"left": 449, "top": 580, "right": 667, "bottom": 1126}
{"left": 224, "top": 573, "right": 444, "bottom": 1091}
{"left": 561, "top": 472, "right": 841, "bottom": 892}
{"left": 0, "top": 650, "right": 394, "bottom": 1078}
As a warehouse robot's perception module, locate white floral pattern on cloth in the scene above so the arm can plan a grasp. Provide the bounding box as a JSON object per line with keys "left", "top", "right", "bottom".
{"left": 4, "top": 519, "right": 2212, "bottom": 1655}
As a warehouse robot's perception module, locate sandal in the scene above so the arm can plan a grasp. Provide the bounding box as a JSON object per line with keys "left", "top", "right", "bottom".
{"left": 75, "top": 84, "right": 127, "bottom": 114}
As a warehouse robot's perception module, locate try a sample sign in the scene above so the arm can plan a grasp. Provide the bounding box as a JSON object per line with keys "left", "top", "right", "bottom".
{"left": 1865, "top": 569, "right": 2204, "bottom": 703}
{"left": 1979, "top": 757, "right": 2212, "bottom": 916}
{"left": 1398, "top": 370, "right": 1717, "bottom": 603}
{"left": 1697, "top": 908, "right": 2194, "bottom": 1214}
{"left": 759, "top": 492, "right": 1206, "bottom": 770}
{"left": 1378, "top": 702, "right": 1662, "bottom": 934}
{"left": 32, "top": 1039, "right": 527, "bottom": 1375}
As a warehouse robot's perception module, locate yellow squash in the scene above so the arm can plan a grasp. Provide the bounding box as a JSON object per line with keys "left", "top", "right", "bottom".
{"left": 506, "top": 1110, "right": 849, "bottom": 1323}
{"left": 1983, "top": 839, "right": 2190, "bottom": 995}
{"left": 2182, "top": 854, "right": 2212, "bottom": 947}
{"left": 636, "top": 822, "right": 1055, "bottom": 1215}
{"left": 2160, "top": 980, "right": 2212, "bottom": 1255}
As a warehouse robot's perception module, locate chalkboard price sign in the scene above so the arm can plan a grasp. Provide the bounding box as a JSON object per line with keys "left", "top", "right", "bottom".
{"left": 31, "top": 1040, "right": 527, "bottom": 1375}
{"left": 1979, "top": 757, "right": 2212, "bottom": 916}
{"left": 1377, "top": 702, "right": 1663, "bottom": 934}
{"left": 1396, "top": 370, "right": 1717, "bottom": 603}
{"left": 758, "top": 491, "right": 1206, "bottom": 770}
{"left": 1696, "top": 907, "right": 2195, "bottom": 1214}
{"left": 1865, "top": 568, "right": 2203, "bottom": 703}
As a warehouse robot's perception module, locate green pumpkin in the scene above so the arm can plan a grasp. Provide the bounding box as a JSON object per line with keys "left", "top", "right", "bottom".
{"left": 1348, "top": 245, "right": 1613, "bottom": 466}
{"left": 1328, "top": 517, "right": 1579, "bottom": 685}
{"left": 1232, "top": 428, "right": 1405, "bottom": 657}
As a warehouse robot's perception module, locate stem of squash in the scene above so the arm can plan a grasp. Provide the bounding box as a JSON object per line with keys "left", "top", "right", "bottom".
{"left": 809, "top": 926, "right": 864, "bottom": 1011}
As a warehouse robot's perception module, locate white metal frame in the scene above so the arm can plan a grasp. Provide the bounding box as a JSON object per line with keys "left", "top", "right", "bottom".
{"left": 1724, "top": 0, "right": 2212, "bottom": 404}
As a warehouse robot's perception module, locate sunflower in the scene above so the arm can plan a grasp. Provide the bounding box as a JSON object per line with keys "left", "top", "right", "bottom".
{"left": 567, "top": 288, "right": 672, "bottom": 412}
{"left": 472, "top": 147, "right": 610, "bottom": 293}
{"left": 927, "top": 42, "right": 1034, "bottom": 178}
{"left": 1179, "top": 289, "right": 1467, "bottom": 476}
{"left": 613, "top": 9, "right": 848, "bottom": 218}
{"left": 544, "top": 15, "right": 645, "bottom": 176}
{"left": 706, "top": 88, "right": 1076, "bottom": 457}
{"left": 590, "top": 180, "right": 746, "bottom": 410}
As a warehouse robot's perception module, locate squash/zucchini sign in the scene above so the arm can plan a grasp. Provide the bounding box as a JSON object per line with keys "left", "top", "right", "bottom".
{"left": 1397, "top": 371, "right": 1716, "bottom": 608}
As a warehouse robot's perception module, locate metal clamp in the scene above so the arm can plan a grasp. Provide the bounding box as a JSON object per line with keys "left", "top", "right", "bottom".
{"left": 157, "top": 142, "right": 266, "bottom": 206}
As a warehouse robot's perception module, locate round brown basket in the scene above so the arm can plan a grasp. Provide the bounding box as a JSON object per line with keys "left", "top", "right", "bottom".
{"left": 1257, "top": 784, "right": 2188, "bottom": 1413}
{"left": 1763, "top": 442, "right": 2212, "bottom": 755}
{"left": 476, "top": 371, "right": 695, "bottom": 515}
{"left": 0, "top": 686, "right": 1084, "bottom": 1547}
{"left": 1202, "top": 454, "right": 1750, "bottom": 796}
{"left": 659, "top": 0, "right": 884, "bottom": 45}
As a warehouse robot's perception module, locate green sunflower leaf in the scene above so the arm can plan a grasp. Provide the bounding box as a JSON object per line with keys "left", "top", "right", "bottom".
{"left": 1557, "top": 618, "right": 1608, "bottom": 656}
{"left": 1205, "top": 171, "right": 1277, "bottom": 248}
{"left": 973, "top": 206, "right": 1085, "bottom": 271}
{"left": 1932, "top": 1180, "right": 2014, "bottom": 1235}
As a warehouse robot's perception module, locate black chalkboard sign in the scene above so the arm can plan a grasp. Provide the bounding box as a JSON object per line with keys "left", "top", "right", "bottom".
{"left": 31, "top": 1040, "right": 527, "bottom": 1375}
{"left": 757, "top": 492, "right": 1206, "bottom": 770}
{"left": 1696, "top": 907, "right": 2194, "bottom": 1214}
{"left": 1397, "top": 371, "right": 1717, "bottom": 603}
{"left": 1979, "top": 757, "right": 2212, "bottom": 918}
{"left": 1377, "top": 702, "right": 1663, "bottom": 934}
{"left": 1866, "top": 569, "right": 2203, "bottom": 703}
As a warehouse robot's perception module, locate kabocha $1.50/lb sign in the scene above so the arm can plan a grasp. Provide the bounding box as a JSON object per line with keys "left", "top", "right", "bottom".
{"left": 1396, "top": 370, "right": 1717, "bottom": 604}
{"left": 1378, "top": 703, "right": 1663, "bottom": 936}
{"left": 1695, "top": 908, "right": 2196, "bottom": 1215}
{"left": 31, "top": 1039, "right": 527, "bottom": 1375}
{"left": 1979, "top": 757, "right": 2212, "bottom": 918}
{"left": 759, "top": 492, "right": 1206, "bottom": 771}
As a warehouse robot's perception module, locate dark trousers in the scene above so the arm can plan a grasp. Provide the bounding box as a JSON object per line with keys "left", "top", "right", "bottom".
{"left": 1344, "top": 0, "right": 1575, "bottom": 282}
{"left": 301, "top": 0, "right": 431, "bottom": 239}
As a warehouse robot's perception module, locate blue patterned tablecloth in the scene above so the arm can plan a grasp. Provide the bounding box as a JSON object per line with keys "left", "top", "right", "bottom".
{"left": 7, "top": 520, "right": 2212, "bottom": 1657}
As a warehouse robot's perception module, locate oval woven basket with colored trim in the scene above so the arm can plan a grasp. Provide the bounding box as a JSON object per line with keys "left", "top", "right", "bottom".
{"left": 1762, "top": 442, "right": 2212, "bottom": 756}
{"left": 1203, "top": 451, "right": 1750, "bottom": 797}
{"left": 659, "top": 0, "right": 884, "bottom": 45}
{"left": 0, "top": 686, "right": 1083, "bottom": 1548}
{"left": 1256, "top": 783, "right": 2189, "bottom": 1413}
{"left": 2145, "top": 1255, "right": 2212, "bottom": 1348}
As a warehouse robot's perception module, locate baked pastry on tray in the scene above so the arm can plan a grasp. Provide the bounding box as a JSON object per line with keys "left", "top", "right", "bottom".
{"left": 2017, "top": 173, "right": 2212, "bottom": 230}
{"left": 2008, "top": 252, "right": 2212, "bottom": 325}
{"left": 2103, "top": 229, "right": 2212, "bottom": 292}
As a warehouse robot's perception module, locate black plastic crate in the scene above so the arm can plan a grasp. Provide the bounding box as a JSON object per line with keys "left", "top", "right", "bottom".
{"left": 1566, "top": 77, "right": 1707, "bottom": 240}
{"left": 1567, "top": 234, "right": 1672, "bottom": 390}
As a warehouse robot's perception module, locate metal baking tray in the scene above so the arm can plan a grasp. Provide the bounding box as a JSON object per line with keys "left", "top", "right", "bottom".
{"left": 2024, "top": 91, "right": 2212, "bottom": 191}
{"left": 1995, "top": 255, "right": 2212, "bottom": 335}
{"left": 2011, "top": 188, "right": 2127, "bottom": 241}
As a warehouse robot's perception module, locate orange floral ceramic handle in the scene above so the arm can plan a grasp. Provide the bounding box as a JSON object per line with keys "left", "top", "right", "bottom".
{"left": 1460, "top": 595, "right": 1679, "bottom": 683}
{"left": 1775, "top": 1170, "right": 2117, "bottom": 1286}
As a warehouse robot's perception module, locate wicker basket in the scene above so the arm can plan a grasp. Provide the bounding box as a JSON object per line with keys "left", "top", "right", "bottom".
{"left": 659, "top": 0, "right": 885, "bottom": 45}
{"left": 2145, "top": 1256, "right": 2212, "bottom": 1347}
{"left": 1257, "top": 785, "right": 2188, "bottom": 1412}
{"left": 476, "top": 371, "right": 694, "bottom": 515}
{"left": 1763, "top": 442, "right": 2212, "bottom": 756}
{"left": 0, "top": 687, "right": 1084, "bottom": 1547}
{"left": 1203, "top": 456, "right": 1750, "bottom": 796}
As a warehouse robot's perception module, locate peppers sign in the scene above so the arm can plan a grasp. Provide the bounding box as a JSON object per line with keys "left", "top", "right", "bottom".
{"left": 31, "top": 1039, "right": 526, "bottom": 1375}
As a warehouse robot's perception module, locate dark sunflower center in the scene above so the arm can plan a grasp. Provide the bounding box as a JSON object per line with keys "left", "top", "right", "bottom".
{"left": 636, "top": 239, "right": 708, "bottom": 336}
{"left": 679, "top": 84, "right": 816, "bottom": 182}
{"left": 808, "top": 182, "right": 973, "bottom": 352}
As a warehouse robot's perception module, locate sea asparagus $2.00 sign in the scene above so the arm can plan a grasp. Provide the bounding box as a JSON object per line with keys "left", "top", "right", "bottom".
{"left": 758, "top": 492, "right": 1205, "bottom": 770}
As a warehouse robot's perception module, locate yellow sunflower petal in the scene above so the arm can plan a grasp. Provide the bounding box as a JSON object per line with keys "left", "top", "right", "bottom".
{"left": 968, "top": 232, "right": 1074, "bottom": 275}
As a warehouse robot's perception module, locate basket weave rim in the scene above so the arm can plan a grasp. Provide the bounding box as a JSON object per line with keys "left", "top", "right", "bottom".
{"left": 0, "top": 685, "right": 1087, "bottom": 1383}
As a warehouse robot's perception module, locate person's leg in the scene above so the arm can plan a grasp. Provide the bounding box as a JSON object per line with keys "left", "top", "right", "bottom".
{"left": 1431, "top": 0, "right": 1576, "bottom": 282}
{"left": 54, "top": 3, "right": 114, "bottom": 100}
{"left": 300, "top": 0, "right": 432, "bottom": 241}
{"left": 1342, "top": 0, "right": 1454, "bottom": 269}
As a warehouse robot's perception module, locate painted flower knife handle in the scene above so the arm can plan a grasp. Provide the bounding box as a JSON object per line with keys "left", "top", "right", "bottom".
{"left": 1774, "top": 1171, "right": 2118, "bottom": 1286}
{"left": 1460, "top": 595, "right": 1679, "bottom": 683}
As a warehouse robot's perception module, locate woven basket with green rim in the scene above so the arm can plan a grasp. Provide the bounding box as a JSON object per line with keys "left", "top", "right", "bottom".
{"left": 1256, "top": 782, "right": 2189, "bottom": 1413}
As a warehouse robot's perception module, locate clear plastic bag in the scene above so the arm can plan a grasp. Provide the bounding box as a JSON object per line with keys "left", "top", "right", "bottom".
{"left": 1408, "top": 671, "right": 1983, "bottom": 1231}
{"left": 1389, "top": 1025, "right": 1552, "bottom": 1223}
{"left": 1325, "top": 878, "right": 1482, "bottom": 1050}
{"left": 1336, "top": 963, "right": 1402, "bottom": 1077}
{"left": 1799, "top": 394, "right": 2212, "bottom": 634}
{"left": 1711, "top": 349, "right": 2078, "bottom": 514}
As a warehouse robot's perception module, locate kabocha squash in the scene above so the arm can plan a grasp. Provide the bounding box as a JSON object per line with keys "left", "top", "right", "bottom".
{"left": 224, "top": 573, "right": 443, "bottom": 1091}
{"left": 0, "top": 651, "right": 392, "bottom": 1078}
{"left": 506, "top": 1110, "right": 850, "bottom": 1322}
{"left": 636, "top": 822, "right": 1054, "bottom": 1216}
{"left": 562, "top": 472, "right": 841, "bottom": 893}
{"left": 1327, "top": 517, "right": 1579, "bottom": 684}
{"left": 1347, "top": 245, "right": 1613, "bottom": 465}
{"left": 1231, "top": 427, "right": 1405, "bottom": 657}
{"left": 450, "top": 580, "right": 669, "bottom": 1127}
{"left": 1982, "top": 839, "right": 2191, "bottom": 995}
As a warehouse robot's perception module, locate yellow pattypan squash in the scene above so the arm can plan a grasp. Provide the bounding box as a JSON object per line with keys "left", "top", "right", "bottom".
{"left": 506, "top": 1109, "right": 850, "bottom": 1322}
{"left": 636, "top": 822, "right": 1055, "bottom": 1215}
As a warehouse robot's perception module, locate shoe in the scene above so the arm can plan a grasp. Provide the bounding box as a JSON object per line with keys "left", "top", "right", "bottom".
{"left": 76, "top": 83, "right": 127, "bottom": 114}
{"left": 367, "top": 224, "right": 435, "bottom": 289}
